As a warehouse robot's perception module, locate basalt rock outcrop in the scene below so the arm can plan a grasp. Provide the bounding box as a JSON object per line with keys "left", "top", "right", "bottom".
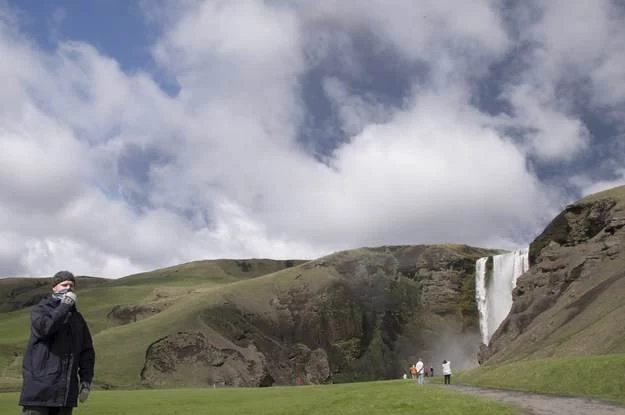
{"left": 479, "top": 186, "right": 625, "bottom": 364}
{"left": 107, "top": 302, "right": 173, "bottom": 325}
{"left": 140, "top": 331, "right": 275, "bottom": 387}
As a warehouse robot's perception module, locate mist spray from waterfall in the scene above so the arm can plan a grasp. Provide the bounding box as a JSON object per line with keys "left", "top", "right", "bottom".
{"left": 475, "top": 248, "right": 529, "bottom": 345}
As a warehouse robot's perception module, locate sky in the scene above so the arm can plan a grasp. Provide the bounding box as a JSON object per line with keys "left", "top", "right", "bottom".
{"left": 1, "top": 0, "right": 624, "bottom": 278}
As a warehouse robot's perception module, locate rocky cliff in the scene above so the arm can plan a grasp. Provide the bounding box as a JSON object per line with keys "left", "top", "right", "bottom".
{"left": 479, "top": 185, "right": 625, "bottom": 364}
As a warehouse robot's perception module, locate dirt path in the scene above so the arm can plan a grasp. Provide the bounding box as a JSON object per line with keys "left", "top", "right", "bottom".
{"left": 446, "top": 385, "right": 625, "bottom": 415}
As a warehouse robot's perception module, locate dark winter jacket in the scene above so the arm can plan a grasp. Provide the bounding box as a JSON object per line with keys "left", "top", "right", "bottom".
{"left": 19, "top": 295, "right": 95, "bottom": 407}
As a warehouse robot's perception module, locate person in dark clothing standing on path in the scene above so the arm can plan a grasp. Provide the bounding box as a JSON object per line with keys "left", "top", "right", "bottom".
{"left": 19, "top": 271, "right": 95, "bottom": 415}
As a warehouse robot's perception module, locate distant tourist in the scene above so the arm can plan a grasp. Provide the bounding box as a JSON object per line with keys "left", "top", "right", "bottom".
{"left": 19, "top": 271, "right": 95, "bottom": 415}
{"left": 442, "top": 360, "right": 452, "bottom": 384}
{"left": 430, "top": 366, "right": 434, "bottom": 377}
{"left": 415, "top": 358, "right": 425, "bottom": 386}
{"left": 409, "top": 364, "right": 417, "bottom": 380}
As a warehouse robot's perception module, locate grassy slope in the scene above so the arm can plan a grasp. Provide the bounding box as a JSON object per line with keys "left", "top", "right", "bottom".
{"left": 0, "top": 259, "right": 307, "bottom": 389}
{"left": 500, "top": 259, "right": 625, "bottom": 362}
{"left": 94, "top": 260, "right": 334, "bottom": 386}
{"left": 581, "top": 185, "right": 625, "bottom": 208}
{"left": 106, "top": 259, "right": 307, "bottom": 287}
{"left": 457, "top": 354, "right": 625, "bottom": 404}
{"left": 0, "top": 380, "right": 522, "bottom": 415}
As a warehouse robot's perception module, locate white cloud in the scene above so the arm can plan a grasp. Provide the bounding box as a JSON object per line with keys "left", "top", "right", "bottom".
{"left": 303, "top": 0, "right": 510, "bottom": 63}
{"left": 314, "top": 89, "right": 551, "bottom": 247}
{"left": 526, "top": 0, "right": 625, "bottom": 108}
{"left": 504, "top": 82, "right": 590, "bottom": 161}
{"left": 22, "top": 237, "right": 142, "bottom": 278}
{"left": 0, "top": 231, "right": 27, "bottom": 276}
{"left": 0, "top": 1, "right": 623, "bottom": 278}
{"left": 322, "top": 77, "right": 393, "bottom": 137}
{"left": 502, "top": 0, "right": 625, "bottom": 161}
{"left": 0, "top": 107, "right": 84, "bottom": 212}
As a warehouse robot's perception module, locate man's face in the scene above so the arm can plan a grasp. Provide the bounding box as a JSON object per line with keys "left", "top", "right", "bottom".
{"left": 53, "top": 280, "right": 75, "bottom": 293}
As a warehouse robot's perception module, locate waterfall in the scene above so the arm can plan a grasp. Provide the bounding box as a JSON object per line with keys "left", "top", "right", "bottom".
{"left": 475, "top": 257, "right": 489, "bottom": 345}
{"left": 475, "top": 248, "right": 529, "bottom": 345}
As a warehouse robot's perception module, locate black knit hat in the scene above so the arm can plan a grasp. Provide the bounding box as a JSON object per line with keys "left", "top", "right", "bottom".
{"left": 52, "top": 270, "right": 76, "bottom": 287}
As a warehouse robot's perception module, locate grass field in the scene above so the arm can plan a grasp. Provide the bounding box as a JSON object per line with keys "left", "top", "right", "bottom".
{"left": 0, "top": 380, "right": 522, "bottom": 415}
{"left": 457, "top": 353, "right": 625, "bottom": 404}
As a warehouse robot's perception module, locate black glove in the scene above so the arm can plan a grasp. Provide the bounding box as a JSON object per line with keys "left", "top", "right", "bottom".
{"left": 79, "top": 382, "right": 90, "bottom": 403}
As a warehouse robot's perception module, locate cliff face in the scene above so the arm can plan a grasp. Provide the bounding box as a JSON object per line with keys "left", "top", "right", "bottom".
{"left": 138, "top": 244, "right": 498, "bottom": 387}
{"left": 479, "top": 186, "right": 625, "bottom": 364}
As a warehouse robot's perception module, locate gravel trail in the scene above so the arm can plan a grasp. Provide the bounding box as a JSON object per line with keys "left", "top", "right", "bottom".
{"left": 446, "top": 385, "right": 625, "bottom": 415}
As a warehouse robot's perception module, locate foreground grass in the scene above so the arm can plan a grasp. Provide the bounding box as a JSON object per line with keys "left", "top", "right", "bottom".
{"left": 457, "top": 354, "right": 625, "bottom": 404}
{"left": 0, "top": 380, "right": 521, "bottom": 415}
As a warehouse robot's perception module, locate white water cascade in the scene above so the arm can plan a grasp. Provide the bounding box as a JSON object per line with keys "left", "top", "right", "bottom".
{"left": 475, "top": 257, "right": 489, "bottom": 345}
{"left": 475, "top": 248, "right": 529, "bottom": 345}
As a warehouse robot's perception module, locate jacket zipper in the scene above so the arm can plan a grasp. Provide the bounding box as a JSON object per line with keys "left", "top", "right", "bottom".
{"left": 63, "top": 354, "right": 73, "bottom": 404}
{"left": 63, "top": 316, "right": 74, "bottom": 405}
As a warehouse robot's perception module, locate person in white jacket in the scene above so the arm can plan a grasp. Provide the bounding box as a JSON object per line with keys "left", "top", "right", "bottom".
{"left": 442, "top": 360, "right": 452, "bottom": 384}
{"left": 415, "top": 358, "right": 424, "bottom": 386}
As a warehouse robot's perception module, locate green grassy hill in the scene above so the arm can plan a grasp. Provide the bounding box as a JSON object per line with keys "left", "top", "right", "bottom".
{"left": 0, "top": 258, "right": 306, "bottom": 390}
{"left": 0, "top": 245, "right": 495, "bottom": 390}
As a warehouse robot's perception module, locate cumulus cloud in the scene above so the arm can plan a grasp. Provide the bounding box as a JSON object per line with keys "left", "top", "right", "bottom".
{"left": 0, "top": 0, "right": 623, "bottom": 277}
{"left": 503, "top": 82, "right": 590, "bottom": 161}
{"left": 502, "top": 0, "right": 625, "bottom": 162}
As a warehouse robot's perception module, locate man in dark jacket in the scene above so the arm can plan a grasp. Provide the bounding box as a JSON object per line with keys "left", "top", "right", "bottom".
{"left": 19, "top": 271, "right": 95, "bottom": 415}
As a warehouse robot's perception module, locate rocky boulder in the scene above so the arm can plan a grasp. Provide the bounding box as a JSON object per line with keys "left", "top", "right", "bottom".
{"left": 141, "top": 331, "right": 274, "bottom": 387}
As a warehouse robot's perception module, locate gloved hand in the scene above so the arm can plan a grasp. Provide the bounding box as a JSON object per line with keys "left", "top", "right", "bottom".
{"left": 79, "top": 382, "right": 90, "bottom": 403}
{"left": 61, "top": 291, "right": 77, "bottom": 306}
